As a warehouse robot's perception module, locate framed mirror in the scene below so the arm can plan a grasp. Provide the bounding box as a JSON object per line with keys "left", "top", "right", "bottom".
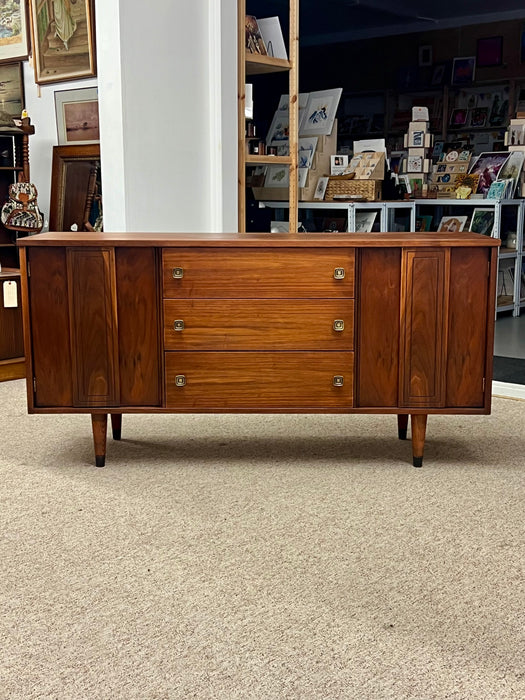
{"left": 49, "top": 144, "right": 101, "bottom": 232}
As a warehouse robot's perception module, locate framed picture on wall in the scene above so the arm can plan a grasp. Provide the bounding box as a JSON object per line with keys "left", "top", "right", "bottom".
{"left": 54, "top": 87, "right": 99, "bottom": 145}
{"left": 451, "top": 56, "right": 476, "bottom": 85}
{"left": 476, "top": 36, "right": 503, "bottom": 68}
{"left": 0, "top": 63, "right": 25, "bottom": 117}
{"left": 29, "top": 0, "right": 96, "bottom": 84}
{"left": 0, "top": 1, "right": 30, "bottom": 63}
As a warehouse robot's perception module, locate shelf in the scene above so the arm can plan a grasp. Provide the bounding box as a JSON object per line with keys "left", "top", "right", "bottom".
{"left": 245, "top": 54, "right": 291, "bottom": 75}
{"left": 246, "top": 155, "right": 292, "bottom": 165}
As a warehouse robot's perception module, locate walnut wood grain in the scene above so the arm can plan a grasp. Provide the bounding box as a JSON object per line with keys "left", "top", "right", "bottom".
{"left": 115, "top": 248, "right": 161, "bottom": 406}
{"left": 446, "top": 248, "right": 488, "bottom": 407}
{"left": 26, "top": 248, "right": 74, "bottom": 407}
{"left": 67, "top": 248, "right": 119, "bottom": 407}
{"left": 163, "top": 299, "right": 354, "bottom": 351}
{"left": 162, "top": 249, "right": 355, "bottom": 298}
{"left": 165, "top": 351, "right": 354, "bottom": 409}
{"left": 356, "top": 248, "right": 401, "bottom": 407}
{"left": 399, "top": 249, "right": 448, "bottom": 408}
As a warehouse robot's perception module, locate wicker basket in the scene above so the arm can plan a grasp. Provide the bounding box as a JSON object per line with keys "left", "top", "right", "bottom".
{"left": 325, "top": 178, "right": 381, "bottom": 202}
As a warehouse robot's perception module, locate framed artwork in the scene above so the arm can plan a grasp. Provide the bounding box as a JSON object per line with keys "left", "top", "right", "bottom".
{"left": 354, "top": 211, "right": 376, "bottom": 233}
{"left": 468, "top": 151, "right": 510, "bottom": 196}
{"left": 301, "top": 88, "right": 342, "bottom": 137}
{"left": 0, "top": 62, "right": 24, "bottom": 117}
{"left": 449, "top": 108, "right": 468, "bottom": 127}
{"left": 313, "top": 176, "right": 329, "bottom": 200}
{"left": 469, "top": 108, "right": 488, "bottom": 128}
{"left": 264, "top": 164, "right": 289, "bottom": 188}
{"left": 49, "top": 143, "right": 100, "bottom": 231}
{"left": 452, "top": 57, "right": 476, "bottom": 86}
{"left": 30, "top": 0, "right": 96, "bottom": 85}
{"left": 476, "top": 36, "right": 503, "bottom": 68}
{"left": 54, "top": 87, "right": 99, "bottom": 145}
{"left": 469, "top": 208, "right": 495, "bottom": 236}
{"left": 437, "top": 215, "right": 468, "bottom": 232}
{"left": 0, "top": 1, "right": 30, "bottom": 62}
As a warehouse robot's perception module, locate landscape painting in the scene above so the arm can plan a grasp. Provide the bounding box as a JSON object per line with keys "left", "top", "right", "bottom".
{"left": 0, "top": 0, "right": 29, "bottom": 62}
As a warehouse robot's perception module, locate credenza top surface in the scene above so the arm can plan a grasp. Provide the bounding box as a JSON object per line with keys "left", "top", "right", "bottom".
{"left": 18, "top": 231, "right": 500, "bottom": 248}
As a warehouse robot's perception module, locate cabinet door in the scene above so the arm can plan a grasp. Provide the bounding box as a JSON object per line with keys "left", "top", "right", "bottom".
{"left": 67, "top": 248, "right": 120, "bottom": 407}
{"left": 399, "top": 249, "right": 447, "bottom": 408}
{"left": 28, "top": 247, "right": 74, "bottom": 407}
{"left": 446, "top": 248, "right": 490, "bottom": 407}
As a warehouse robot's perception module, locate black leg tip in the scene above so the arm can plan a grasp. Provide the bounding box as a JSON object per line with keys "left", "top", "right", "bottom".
{"left": 95, "top": 456, "right": 106, "bottom": 468}
{"left": 413, "top": 456, "right": 423, "bottom": 468}
{"left": 398, "top": 428, "right": 408, "bottom": 440}
{"left": 112, "top": 429, "right": 122, "bottom": 440}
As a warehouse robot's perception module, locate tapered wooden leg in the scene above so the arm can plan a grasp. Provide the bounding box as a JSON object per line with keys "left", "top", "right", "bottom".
{"left": 91, "top": 414, "right": 108, "bottom": 467}
{"left": 411, "top": 414, "right": 428, "bottom": 468}
{"left": 111, "top": 413, "right": 122, "bottom": 440}
{"left": 397, "top": 414, "right": 409, "bottom": 440}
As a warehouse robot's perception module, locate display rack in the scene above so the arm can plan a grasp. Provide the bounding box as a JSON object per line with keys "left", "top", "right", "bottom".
{"left": 238, "top": 0, "right": 299, "bottom": 232}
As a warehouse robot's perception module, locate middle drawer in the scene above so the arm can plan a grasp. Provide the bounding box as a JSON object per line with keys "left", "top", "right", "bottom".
{"left": 163, "top": 299, "right": 354, "bottom": 351}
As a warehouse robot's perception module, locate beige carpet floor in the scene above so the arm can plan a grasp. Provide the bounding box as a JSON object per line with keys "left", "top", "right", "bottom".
{"left": 0, "top": 379, "right": 524, "bottom": 699}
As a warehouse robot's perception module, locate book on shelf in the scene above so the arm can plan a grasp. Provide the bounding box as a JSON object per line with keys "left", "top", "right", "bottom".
{"left": 245, "top": 16, "right": 267, "bottom": 55}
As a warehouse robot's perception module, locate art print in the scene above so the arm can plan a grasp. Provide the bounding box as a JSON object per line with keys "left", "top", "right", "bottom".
{"left": 298, "top": 137, "right": 318, "bottom": 169}
{"left": 437, "top": 215, "right": 468, "bottom": 232}
{"left": 497, "top": 150, "right": 525, "bottom": 197}
{"left": 0, "top": 62, "right": 24, "bottom": 116}
{"left": 301, "top": 88, "right": 342, "bottom": 137}
{"left": 0, "top": 0, "right": 29, "bottom": 62}
{"left": 313, "top": 176, "right": 328, "bottom": 200}
{"left": 354, "top": 211, "right": 376, "bottom": 233}
{"left": 452, "top": 56, "right": 476, "bottom": 86}
{"left": 264, "top": 164, "right": 289, "bottom": 188}
{"left": 54, "top": 87, "right": 99, "bottom": 145}
{"left": 30, "top": 0, "right": 96, "bottom": 84}
{"left": 468, "top": 151, "right": 510, "bottom": 196}
{"left": 469, "top": 208, "right": 495, "bottom": 235}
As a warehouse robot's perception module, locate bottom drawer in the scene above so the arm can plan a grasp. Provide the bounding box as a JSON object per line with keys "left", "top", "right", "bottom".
{"left": 165, "top": 351, "right": 354, "bottom": 409}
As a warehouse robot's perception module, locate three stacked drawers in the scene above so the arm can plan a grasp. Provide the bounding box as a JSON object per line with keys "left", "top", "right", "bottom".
{"left": 162, "top": 248, "right": 355, "bottom": 410}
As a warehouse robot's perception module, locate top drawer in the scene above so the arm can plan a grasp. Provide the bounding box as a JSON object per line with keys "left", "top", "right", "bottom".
{"left": 163, "top": 248, "right": 354, "bottom": 298}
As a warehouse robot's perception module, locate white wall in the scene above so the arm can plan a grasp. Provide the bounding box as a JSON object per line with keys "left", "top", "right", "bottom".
{"left": 22, "top": 0, "right": 238, "bottom": 233}
{"left": 22, "top": 65, "right": 97, "bottom": 231}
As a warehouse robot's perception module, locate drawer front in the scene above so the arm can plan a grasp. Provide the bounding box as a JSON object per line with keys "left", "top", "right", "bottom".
{"left": 163, "top": 299, "right": 354, "bottom": 351}
{"left": 165, "top": 351, "right": 354, "bottom": 409}
{"left": 163, "top": 248, "right": 355, "bottom": 298}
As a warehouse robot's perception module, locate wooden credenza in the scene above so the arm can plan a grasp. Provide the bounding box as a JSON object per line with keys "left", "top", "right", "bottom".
{"left": 18, "top": 231, "right": 499, "bottom": 467}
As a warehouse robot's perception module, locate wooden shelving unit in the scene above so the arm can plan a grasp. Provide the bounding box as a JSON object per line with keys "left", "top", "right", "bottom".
{"left": 238, "top": 0, "right": 299, "bottom": 232}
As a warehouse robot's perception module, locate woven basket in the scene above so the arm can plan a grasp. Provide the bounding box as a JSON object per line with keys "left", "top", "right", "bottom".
{"left": 325, "top": 178, "right": 381, "bottom": 202}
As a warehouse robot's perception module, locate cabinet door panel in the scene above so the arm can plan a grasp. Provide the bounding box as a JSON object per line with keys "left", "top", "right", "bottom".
{"left": 163, "top": 249, "right": 355, "bottom": 298}
{"left": 400, "top": 249, "right": 447, "bottom": 408}
{"left": 446, "top": 248, "right": 488, "bottom": 407}
{"left": 116, "top": 248, "right": 161, "bottom": 405}
{"left": 356, "top": 248, "right": 401, "bottom": 407}
{"left": 67, "top": 248, "right": 119, "bottom": 407}
{"left": 28, "top": 248, "right": 74, "bottom": 407}
{"left": 165, "top": 351, "right": 354, "bottom": 409}
{"left": 163, "top": 299, "right": 354, "bottom": 351}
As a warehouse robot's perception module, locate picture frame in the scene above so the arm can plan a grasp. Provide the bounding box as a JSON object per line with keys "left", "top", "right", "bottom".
{"left": 49, "top": 143, "right": 100, "bottom": 231}
{"left": 468, "top": 151, "right": 510, "bottom": 196}
{"left": 0, "top": 1, "right": 30, "bottom": 63}
{"left": 431, "top": 63, "right": 446, "bottom": 86}
{"left": 301, "top": 88, "right": 342, "bottom": 137}
{"left": 476, "top": 36, "right": 503, "bottom": 68}
{"left": 437, "top": 215, "right": 468, "bottom": 232}
{"left": 54, "top": 87, "right": 99, "bottom": 145}
{"left": 452, "top": 57, "right": 476, "bottom": 86}
{"left": 0, "top": 62, "right": 24, "bottom": 117}
{"left": 313, "top": 176, "right": 329, "bottom": 200}
{"left": 354, "top": 211, "right": 377, "bottom": 233}
{"left": 469, "top": 208, "right": 495, "bottom": 236}
{"left": 29, "top": 0, "right": 96, "bottom": 85}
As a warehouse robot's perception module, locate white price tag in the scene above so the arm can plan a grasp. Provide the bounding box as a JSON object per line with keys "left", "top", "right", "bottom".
{"left": 3, "top": 280, "right": 18, "bottom": 308}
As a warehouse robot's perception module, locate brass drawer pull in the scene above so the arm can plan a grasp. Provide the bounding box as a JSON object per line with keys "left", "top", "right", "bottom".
{"left": 334, "top": 267, "right": 345, "bottom": 279}
{"left": 333, "top": 375, "right": 344, "bottom": 387}
{"left": 172, "top": 267, "right": 184, "bottom": 279}
{"left": 333, "top": 319, "right": 344, "bottom": 331}
{"left": 175, "top": 375, "right": 186, "bottom": 387}
{"left": 173, "top": 320, "right": 185, "bottom": 331}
